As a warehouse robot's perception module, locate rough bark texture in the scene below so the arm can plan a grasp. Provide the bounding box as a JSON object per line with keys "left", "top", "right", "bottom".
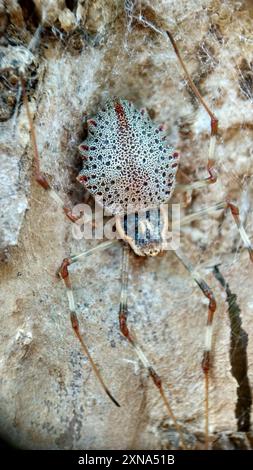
{"left": 0, "top": 0, "right": 253, "bottom": 449}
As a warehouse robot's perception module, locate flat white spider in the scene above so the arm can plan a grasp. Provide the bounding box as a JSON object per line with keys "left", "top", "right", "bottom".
{"left": 16, "top": 25, "right": 252, "bottom": 449}
{"left": 1, "top": 6, "right": 252, "bottom": 451}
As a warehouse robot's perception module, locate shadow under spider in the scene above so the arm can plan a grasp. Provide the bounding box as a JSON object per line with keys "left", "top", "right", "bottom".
{"left": 213, "top": 265, "right": 252, "bottom": 432}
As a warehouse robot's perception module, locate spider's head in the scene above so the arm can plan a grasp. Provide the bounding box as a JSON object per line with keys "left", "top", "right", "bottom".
{"left": 137, "top": 240, "right": 162, "bottom": 257}
{"left": 115, "top": 208, "right": 168, "bottom": 257}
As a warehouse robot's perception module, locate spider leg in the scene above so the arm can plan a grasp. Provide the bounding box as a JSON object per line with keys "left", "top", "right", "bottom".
{"left": 59, "top": 240, "right": 120, "bottom": 407}
{"left": 0, "top": 27, "right": 62, "bottom": 212}
{"left": 176, "top": 201, "right": 253, "bottom": 262}
{"left": 226, "top": 201, "right": 253, "bottom": 262}
{"left": 178, "top": 202, "right": 227, "bottom": 226}
{"left": 119, "top": 243, "right": 186, "bottom": 449}
{"left": 173, "top": 247, "right": 217, "bottom": 450}
{"left": 19, "top": 76, "right": 79, "bottom": 222}
{"left": 166, "top": 31, "right": 218, "bottom": 191}
{"left": 167, "top": 33, "right": 253, "bottom": 256}
{"left": 167, "top": 28, "right": 253, "bottom": 262}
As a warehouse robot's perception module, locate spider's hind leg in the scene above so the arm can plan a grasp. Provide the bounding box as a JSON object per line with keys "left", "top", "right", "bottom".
{"left": 166, "top": 31, "right": 218, "bottom": 193}
{"left": 18, "top": 72, "right": 78, "bottom": 222}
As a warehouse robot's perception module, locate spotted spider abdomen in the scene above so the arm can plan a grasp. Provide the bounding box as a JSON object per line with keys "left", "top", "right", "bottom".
{"left": 78, "top": 99, "right": 180, "bottom": 215}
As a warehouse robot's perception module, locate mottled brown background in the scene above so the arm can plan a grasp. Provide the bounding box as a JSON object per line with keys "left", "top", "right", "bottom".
{"left": 0, "top": 0, "right": 252, "bottom": 449}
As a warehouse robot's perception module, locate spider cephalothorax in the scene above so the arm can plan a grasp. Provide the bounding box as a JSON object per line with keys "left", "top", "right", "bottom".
{"left": 115, "top": 207, "right": 169, "bottom": 257}
{"left": 77, "top": 99, "right": 180, "bottom": 216}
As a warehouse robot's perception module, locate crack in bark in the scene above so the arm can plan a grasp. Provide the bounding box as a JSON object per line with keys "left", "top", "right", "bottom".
{"left": 213, "top": 266, "right": 252, "bottom": 431}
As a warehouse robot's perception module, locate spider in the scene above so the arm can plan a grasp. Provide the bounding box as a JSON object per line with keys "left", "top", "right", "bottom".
{"left": 11, "top": 22, "right": 252, "bottom": 449}
{"left": 2, "top": 15, "right": 252, "bottom": 450}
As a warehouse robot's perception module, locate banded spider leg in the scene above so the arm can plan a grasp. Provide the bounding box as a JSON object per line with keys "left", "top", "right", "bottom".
{"left": 173, "top": 201, "right": 253, "bottom": 448}
{"left": 167, "top": 29, "right": 252, "bottom": 261}
{"left": 11, "top": 74, "right": 121, "bottom": 408}
{"left": 165, "top": 29, "right": 253, "bottom": 447}
{"left": 118, "top": 242, "right": 186, "bottom": 449}
{"left": 59, "top": 241, "right": 120, "bottom": 407}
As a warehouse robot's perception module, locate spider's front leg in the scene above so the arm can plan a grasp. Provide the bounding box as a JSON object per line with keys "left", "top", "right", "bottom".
{"left": 173, "top": 248, "right": 217, "bottom": 450}
{"left": 59, "top": 240, "right": 120, "bottom": 407}
{"left": 176, "top": 203, "right": 252, "bottom": 443}
{"left": 119, "top": 243, "right": 186, "bottom": 449}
